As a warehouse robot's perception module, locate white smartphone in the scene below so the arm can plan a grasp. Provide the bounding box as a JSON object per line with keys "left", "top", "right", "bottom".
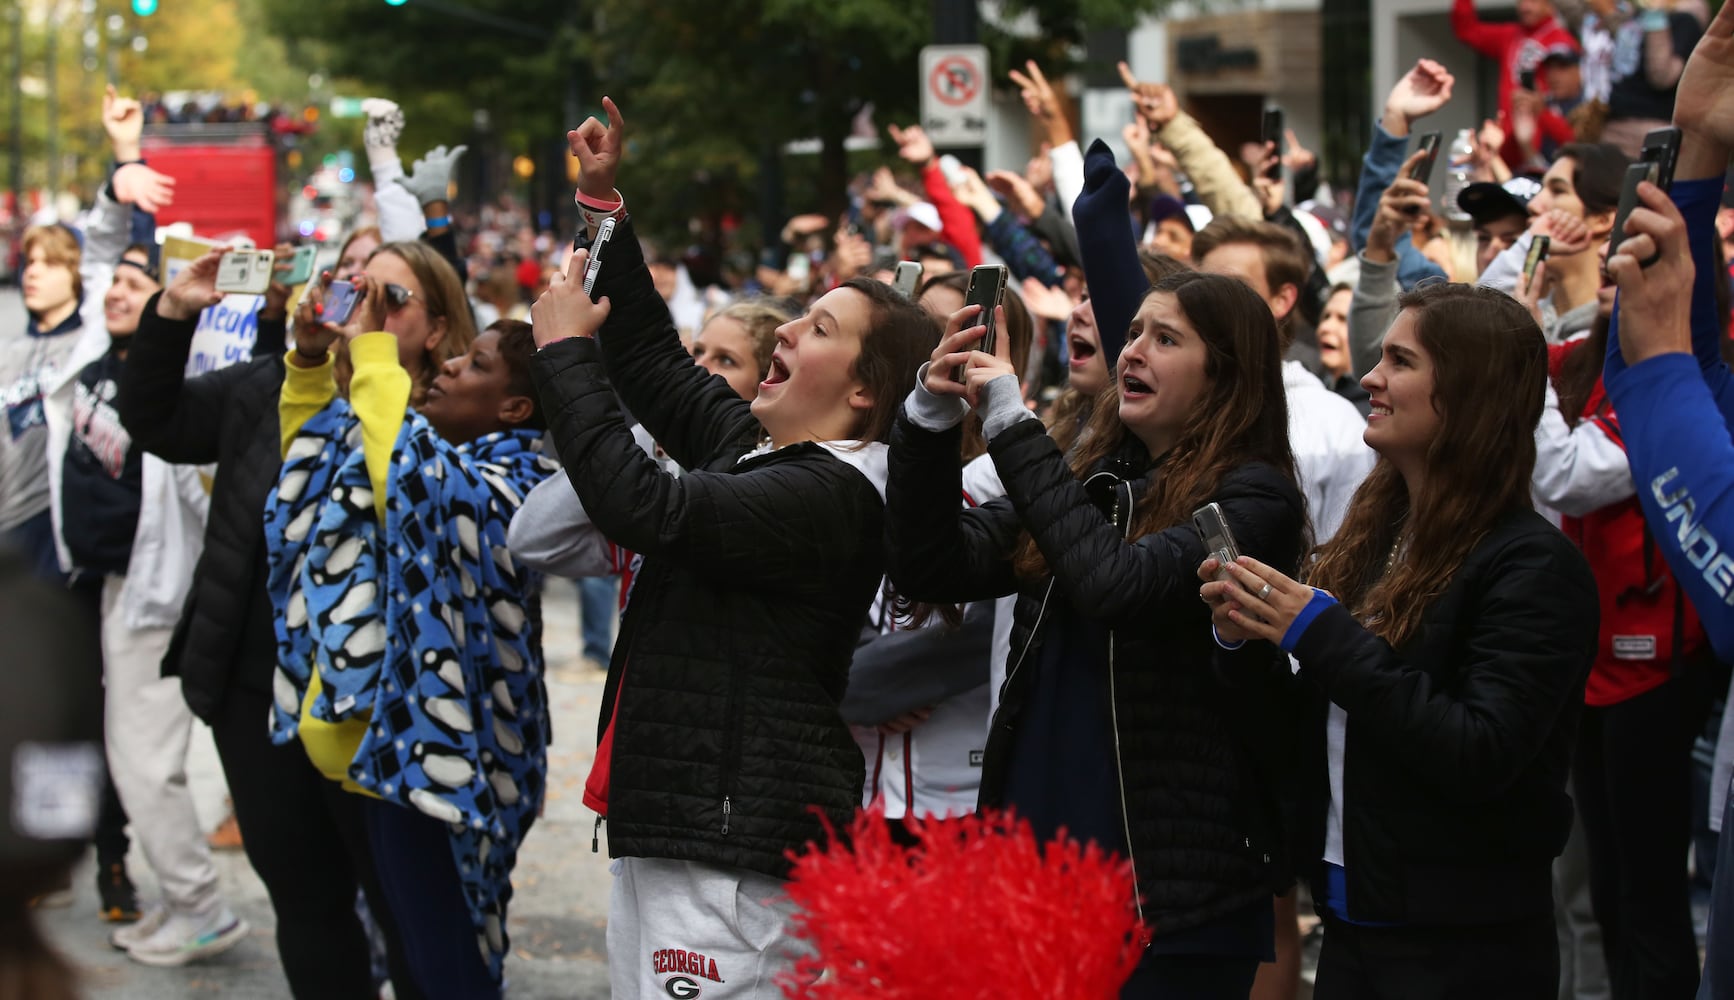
{"left": 938, "top": 154, "right": 966, "bottom": 188}
{"left": 215, "top": 250, "right": 276, "bottom": 295}
{"left": 583, "top": 217, "right": 616, "bottom": 297}
{"left": 893, "top": 260, "right": 923, "bottom": 299}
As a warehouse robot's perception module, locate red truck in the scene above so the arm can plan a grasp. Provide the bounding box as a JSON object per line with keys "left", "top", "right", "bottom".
{"left": 140, "top": 122, "right": 278, "bottom": 247}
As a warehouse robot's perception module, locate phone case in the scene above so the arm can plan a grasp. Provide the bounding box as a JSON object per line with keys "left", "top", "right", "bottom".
{"left": 281, "top": 246, "right": 319, "bottom": 287}
{"left": 215, "top": 251, "right": 275, "bottom": 295}
{"left": 583, "top": 217, "right": 616, "bottom": 297}
{"left": 954, "top": 265, "right": 1007, "bottom": 382}
{"left": 893, "top": 261, "right": 922, "bottom": 299}
{"left": 1608, "top": 162, "right": 1663, "bottom": 266}
{"left": 323, "top": 281, "right": 362, "bottom": 326}
{"left": 1192, "top": 503, "right": 1241, "bottom": 581}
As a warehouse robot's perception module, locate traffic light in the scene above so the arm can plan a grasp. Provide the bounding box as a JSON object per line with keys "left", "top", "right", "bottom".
{"left": 131, "top": 0, "right": 157, "bottom": 15}
{"left": 384, "top": 0, "right": 408, "bottom": 6}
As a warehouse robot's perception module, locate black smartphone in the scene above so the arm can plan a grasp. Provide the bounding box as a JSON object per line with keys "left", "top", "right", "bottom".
{"left": 1524, "top": 235, "right": 1550, "bottom": 288}
{"left": 323, "top": 280, "right": 363, "bottom": 326}
{"left": 893, "top": 260, "right": 923, "bottom": 299}
{"left": 1261, "top": 108, "right": 1285, "bottom": 181}
{"left": 1519, "top": 68, "right": 1537, "bottom": 91}
{"left": 1640, "top": 126, "right": 1683, "bottom": 192}
{"left": 1607, "top": 161, "right": 1664, "bottom": 267}
{"left": 954, "top": 264, "right": 1008, "bottom": 382}
{"left": 1408, "top": 132, "right": 1442, "bottom": 185}
{"left": 582, "top": 217, "right": 616, "bottom": 297}
{"left": 1192, "top": 503, "right": 1241, "bottom": 582}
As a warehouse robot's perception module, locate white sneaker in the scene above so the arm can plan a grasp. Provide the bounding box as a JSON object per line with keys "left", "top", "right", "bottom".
{"left": 124, "top": 905, "right": 249, "bottom": 967}
{"left": 109, "top": 904, "right": 168, "bottom": 951}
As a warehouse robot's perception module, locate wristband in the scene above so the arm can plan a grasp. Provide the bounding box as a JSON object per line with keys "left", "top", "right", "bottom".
{"left": 575, "top": 187, "right": 627, "bottom": 237}
{"left": 1640, "top": 8, "right": 1668, "bottom": 31}
{"left": 424, "top": 215, "right": 451, "bottom": 230}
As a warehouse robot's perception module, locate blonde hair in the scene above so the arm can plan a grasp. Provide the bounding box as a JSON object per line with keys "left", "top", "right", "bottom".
{"left": 20, "top": 226, "right": 82, "bottom": 304}
{"left": 703, "top": 299, "right": 792, "bottom": 379}
{"left": 333, "top": 242, "right": 476, "bottom": 408}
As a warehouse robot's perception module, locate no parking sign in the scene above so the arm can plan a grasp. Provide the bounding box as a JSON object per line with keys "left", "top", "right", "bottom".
{"left": 920, "top": 44, "right": 989, "bottom": 147}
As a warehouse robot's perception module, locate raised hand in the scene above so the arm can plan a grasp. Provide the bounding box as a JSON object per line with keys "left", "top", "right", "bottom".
{"left": 1609, "top": 181, "right": 1695, "bottom": 364}
{"left": 569, "top": 97, "right": 626, "bottom": 201}
{"left": 1673, "top": 0, "right": 1734, "bottom": 178}
{"left": 157, "top": 249, "right": 228, "bottom": 322}
{"left": 291, "top": 271, "right": 343, "bottom": 363}
{"left": 1282, "top": 128, "right": 1316, "bottom": 173}
{"left": 867, "top": 167, "right": 918, "bottom": 208}
{"left": 986, "top": 169, "right": 1045, "bottom": 219}
{"left": 1366, "top": 152, "right": 1433, "bottom": 262}
{"left": 888, "top": 123, "right": 936, "bottom": 167}
{"left": 1117, "top": 61, "right": 1179, "bottom": 129}
{"left": 336, "top": 275, "right": 388, "bottom": 341}
{"left": 960, "top": 305, "right": 1016, "bottom": 407}
{"left": 1019, "top": 275, "right": 1076, "bottom": 323}
{"left": 951, "top": 165, "right": 1000, "bottom": 220}
{"left": 103, "top": 84, "right": 143, "bottom": 163}
{"left": 531, "top": 248, "right": 612, "bottom": 348}
{"left": 112, "top": 163, "right": 175, "bottom": 213}
{"left": 1382, "top": 59, "right": 1455, "bottom": 138}
{"left": 1011, "top": 61, "right": 1074, "bottom": 145}
{"left": 922, "top": 303, "right": 988, "bottom": 399}
{"left": 400, "top": 144, "right": 468, "bottom": 207}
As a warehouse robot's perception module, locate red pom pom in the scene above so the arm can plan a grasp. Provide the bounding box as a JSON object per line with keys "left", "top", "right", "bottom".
{"left": 778, "top": 806, "right": 1148, "bottom": 999}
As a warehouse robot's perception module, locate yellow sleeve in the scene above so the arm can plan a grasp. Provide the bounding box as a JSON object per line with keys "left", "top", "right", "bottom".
{"left": 279, "top": 349, "right": 337, "bottom": 458}
{"left": 347, "top": 332, "right": 414, "bottom": 525}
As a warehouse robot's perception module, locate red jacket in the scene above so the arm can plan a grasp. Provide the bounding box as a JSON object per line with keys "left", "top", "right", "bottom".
{"left": 1452, "top": 0, "right": 1580, "bottom": 145}
{"left": 1555, "top": 368, "right": 1708, "bottom": 706}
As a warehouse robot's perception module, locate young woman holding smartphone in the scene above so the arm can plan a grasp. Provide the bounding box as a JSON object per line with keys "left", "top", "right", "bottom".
{"left": 887, "top": 270, "right": 1306, "bottom": 998}
{"left": 528, "top": 99, "right": 938, "bottom": 999}
{"left": 1201, "top": 283, "right": 1599, "bottom": 995}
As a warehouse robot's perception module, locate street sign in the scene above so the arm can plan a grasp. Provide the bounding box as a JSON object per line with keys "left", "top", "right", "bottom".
{"left": 920, "top": 44, "right": 989, "bottom": 148}
{"left": 328, "top": 96, "right": 366, "bottom": 119}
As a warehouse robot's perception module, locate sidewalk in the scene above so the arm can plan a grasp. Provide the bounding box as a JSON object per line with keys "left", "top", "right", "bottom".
{"left": 39, "top": 577, "right": 614, "bottom": 999}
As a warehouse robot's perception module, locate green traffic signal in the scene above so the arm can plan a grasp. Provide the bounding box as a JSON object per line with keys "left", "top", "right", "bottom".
{"left": 131, "top": 0, "right": 157, "bottom": 14}
{"left": 385, "top": 0, "right": 408, "bottom": 6}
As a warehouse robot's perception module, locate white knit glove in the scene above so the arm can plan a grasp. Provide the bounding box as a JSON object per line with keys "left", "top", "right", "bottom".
{"left": 400, "top": 144, "right": 467, "bottom": 207}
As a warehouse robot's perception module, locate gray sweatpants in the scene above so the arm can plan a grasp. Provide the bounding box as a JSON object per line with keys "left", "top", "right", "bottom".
{"left": 606, "top": 856, "right": 818, "bottom": 999}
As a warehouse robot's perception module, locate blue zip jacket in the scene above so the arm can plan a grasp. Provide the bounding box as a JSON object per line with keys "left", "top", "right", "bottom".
{"left": 1604, "top": 176, "right": 1734, "bottom": 659}
{"left": 1350, "top": 123, "right": 1448, "bottom": 291}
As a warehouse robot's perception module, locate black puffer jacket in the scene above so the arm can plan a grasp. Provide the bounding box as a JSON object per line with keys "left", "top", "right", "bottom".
{"left": 885, "top": 409, "right": 1305, "bottom": 936}
{"left": 1280, "top": 507, "right": 1597, "bottom": 925}
{"left": 116, "top": 294, "right": 284, "bottom": 721}
{"left": 529, "top": 221, "right": 880, "bottom": 879}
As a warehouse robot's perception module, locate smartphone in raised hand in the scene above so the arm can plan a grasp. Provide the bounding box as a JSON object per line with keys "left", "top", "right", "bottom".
{"left": 954, "top": 264, "right": 1008, "bottom": 383}
{"left": 893, "top": 260, "right": 923, "bottom": 299}
{"left": 322, "top": 280, "right": 363, "bottom": 327}
{"left": 582, "top": 217, "right": 616, "bottom": 297}
{"left": 214, "top": 250, "right": 275, "bottom": 295}
{"left": 1261, "top": 108, "right": 1285, "bottom": 181}
{"left": 1607, "top": 161, "right": 1663, "bottom": 266}
{"left": 280, "top": 244, "right": 319, "bottom": 287}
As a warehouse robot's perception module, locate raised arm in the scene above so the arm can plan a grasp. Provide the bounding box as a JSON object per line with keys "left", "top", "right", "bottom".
{"left": 1451, "top": 0, "right": 1519, "bottom": 61}
{"left": 117, "top": 254, "right": 259, "bottom": 465}
{"left": 1071, "top": 140, "right": 1146, "bottom": 373}
{"left": 1119, "top": 62, "right": 1263, "bottom": 222}
{"left": 561, "top": 101, "right": 759, "bottom": 469}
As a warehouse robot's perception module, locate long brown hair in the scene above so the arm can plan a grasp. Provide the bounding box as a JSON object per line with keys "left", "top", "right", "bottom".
{"left": 1011, "top": 271, "right": 1299, "bottom": 580}
{"left": 1308, "top": 284, "right": 1546, "bottom": 648}
{"left": 333, "top": 241, "right": 477, "bottom": 409}
{"left": 840, "top": 277, "right": 943, "bottom": 444}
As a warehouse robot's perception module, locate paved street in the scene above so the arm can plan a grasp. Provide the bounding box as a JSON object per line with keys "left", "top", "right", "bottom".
{"left": 37, "top": 576, "right": 616, "bottom": 999}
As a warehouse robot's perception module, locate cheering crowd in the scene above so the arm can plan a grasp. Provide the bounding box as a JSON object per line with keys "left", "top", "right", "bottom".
{"left": 7, "top": 0, "right": 1734, "bottom": 997}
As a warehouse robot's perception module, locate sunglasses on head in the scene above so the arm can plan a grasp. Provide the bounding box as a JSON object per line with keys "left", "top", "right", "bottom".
{"left": 383, "top": 283, "right": 418, "bottom": 311}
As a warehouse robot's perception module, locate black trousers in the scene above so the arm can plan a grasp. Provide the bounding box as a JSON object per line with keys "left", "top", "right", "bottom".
{"left": 364, "top": 798, "right": 499, "bottom": 1000}
{"left": 209, "top": 682, "right": 424, "bottom": 1000}
{"left": 1313, "top": 913, "right": 1557, "bottom": 999}
{"left": 1575, "top": 655, "right": 1727, "bottom": 1000}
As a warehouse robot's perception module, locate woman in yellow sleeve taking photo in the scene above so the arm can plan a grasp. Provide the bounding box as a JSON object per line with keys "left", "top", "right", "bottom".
{"left": 255, "top": 248, "right": 557, "bottom": 1000}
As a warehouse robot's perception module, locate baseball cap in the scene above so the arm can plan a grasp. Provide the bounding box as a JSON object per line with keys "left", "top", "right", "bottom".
{"left": 1457, "top": 177, "right": 1542, "bottom": 225}
{"left": 1147, "top": 195, "right": 1195, "bottom": 232}
{"left": 1540, "top": 45, "right": 1580, "bottom": 66}
{"left": 903, "top": 202, "right": 944, "bottom": 233}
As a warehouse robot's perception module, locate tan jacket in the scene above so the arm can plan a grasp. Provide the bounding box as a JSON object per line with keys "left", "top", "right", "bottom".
{"left": 1156, "top": 112, "right": 1263, "bottom": 222}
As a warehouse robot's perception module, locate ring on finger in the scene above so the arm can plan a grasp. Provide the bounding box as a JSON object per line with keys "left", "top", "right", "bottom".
{"left": 1257, "top": 583, "right": 1273, "bottom": 602}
